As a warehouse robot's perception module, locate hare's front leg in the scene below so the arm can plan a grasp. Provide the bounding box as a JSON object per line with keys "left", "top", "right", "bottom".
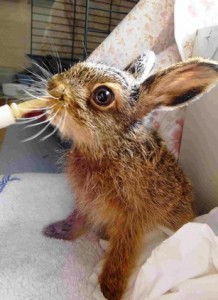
{"left": 43, "top": 209, "right": 87, "bottom": 241}
{"left": 99, "top": 221, "right": 143, "bottom": 300}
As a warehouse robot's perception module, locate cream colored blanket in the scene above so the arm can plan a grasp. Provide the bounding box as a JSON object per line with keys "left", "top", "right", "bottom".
{"left": 1, "top": 173, "right": 218, "bottom": 300}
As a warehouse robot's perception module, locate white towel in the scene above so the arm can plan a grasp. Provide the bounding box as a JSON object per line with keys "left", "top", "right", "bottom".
{"left": 1, "top": 173, "right": 218, "bottom": 300}
{"left": 0, "top": 173, "right": 103, "bottom": 300}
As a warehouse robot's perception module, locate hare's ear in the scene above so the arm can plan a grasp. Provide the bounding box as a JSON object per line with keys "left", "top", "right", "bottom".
{"left": 135, "top": 59, "right": 218, "bottom": 119}
{"left": 127, "top": 50, "right": 156, "bottom": 83}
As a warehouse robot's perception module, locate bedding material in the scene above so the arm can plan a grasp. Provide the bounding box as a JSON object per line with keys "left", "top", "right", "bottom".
{"left": 0, "top": 173, "right": 103, "bottom": 300}
{"left": 0, "top": 173, "right": 218, "bottom": 300}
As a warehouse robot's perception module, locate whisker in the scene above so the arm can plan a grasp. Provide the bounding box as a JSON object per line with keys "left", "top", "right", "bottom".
{"left": 22, "top": 122, "right": 51, "bottom": 143}
{"left": 31, "top": 81, "right": 48, "bottom": 89}
{"left": 27, "top": 88, "right": 46, "bottom": 94}
{"left": 44, "top": 94, "right": 59, "bottom": 100}
{"left": 27, "top": 83, "right": 48, "bottom": 91}
{"left": 22, "top": 82, "right": 58, "bottom": 101}
{"left": 16, "top": 111, "right": 47, "bottom": 121}
{"left": 24, "top": 118, "right": 49, "bottom": 129}
{"left": 40, "top": 108, "right": 67, "bottom": 141}
{"left": 22, "top": 108, "right": 61, "bottom": 142}
{"left": 40, "top": 122, "right": 59, "bottom": 142}
{"left": 24, "top": 108, "right": 59, "bottom": 128}
{"left": 22, "top": 94, "right": 49, "bottom": 103}
{"left": 22, "top": 87, "right": 58, "bottom": 100}
{"left": 57, "top": 49, "right": 63, "bottom": 73}
{"left": 41, "top": 59, "right": 52, "bottom": 74}
{"left": 32, "top": 60, "right": 52, "bottom": 80}
{"left": 33, "top": 59, "right": 52, "bottom": 75}
{"left": 20, "top": 75, "right": 44, "bottom": 88}
{"left": 25, "top": 68, "right": 47, "bottom": 83}
{"left": 59, "top": 108, "right": 67, "bottom": 133}
{"left": 21, "top": 89, "right": 52, "bottom": 101}
{"left": 44, "top": 55, "right": 56, "bottom": 75}
{"left": 54, "top": 47, "right": 62, "bottom": 73}
{"left": 21, "top": 94, "right": 50, "bottom": 102}
{"left": 50, "top": 42, "right": 60, "bottom": 74}
{"left": 18, "top": 104, "right": 57, "bottom": 113}
{"left": 28, "top": 72, "right": 47, "bottom": 84}
{"left": 50, "top": 40, "right": 63, "bottom": 74}
{"left": 16, "top": 111, "right": 48, "bottom": 124}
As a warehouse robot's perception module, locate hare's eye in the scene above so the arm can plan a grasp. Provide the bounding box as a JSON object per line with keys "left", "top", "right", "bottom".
{"left": 92, "top": 86, "right": 114, "bottom": 106}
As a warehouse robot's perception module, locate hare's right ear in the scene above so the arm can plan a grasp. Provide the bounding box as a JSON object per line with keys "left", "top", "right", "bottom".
{"left": 134, "top": 58, "right": 218, "bottom": 119}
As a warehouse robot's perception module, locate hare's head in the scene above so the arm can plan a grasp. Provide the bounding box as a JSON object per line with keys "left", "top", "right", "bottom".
{"left": 46, "top": 56, "right": 218, "bottom": 148}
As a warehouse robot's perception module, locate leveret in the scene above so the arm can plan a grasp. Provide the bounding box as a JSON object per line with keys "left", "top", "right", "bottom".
{"left": 42, "top": 57, "right": 218, "bottom": 300}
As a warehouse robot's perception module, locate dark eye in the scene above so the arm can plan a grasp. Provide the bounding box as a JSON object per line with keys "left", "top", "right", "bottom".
{"left": 92, "top": 86, "right": 114, "bottom": 106}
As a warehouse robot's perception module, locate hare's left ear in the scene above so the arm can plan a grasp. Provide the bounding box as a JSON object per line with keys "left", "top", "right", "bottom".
{"left": 127, "top": 50, "right": 156, "bottom": 83}
{"left": 134, "top": 58, "right": 218, "bottom": 119}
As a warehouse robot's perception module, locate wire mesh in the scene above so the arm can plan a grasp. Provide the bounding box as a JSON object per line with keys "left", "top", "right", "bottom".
{"left": 31, "top": 0, "right": 139, "bottom": 61}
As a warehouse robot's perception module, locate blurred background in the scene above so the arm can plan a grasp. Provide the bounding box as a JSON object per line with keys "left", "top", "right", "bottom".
{"left": 0, "top": 0, "right": 138, "bottom": 174}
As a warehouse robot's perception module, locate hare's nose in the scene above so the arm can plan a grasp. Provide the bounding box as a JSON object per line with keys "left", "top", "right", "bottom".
{"left": 47, "top": 79, "right": 56, "bottom": 91}
{"left": 47, "top": 80, "right": 66, "bottom": 101}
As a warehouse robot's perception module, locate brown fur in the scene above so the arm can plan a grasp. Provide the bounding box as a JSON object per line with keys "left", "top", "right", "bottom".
{"left": 43, "top": 58, "right": 218, "bottom": 300}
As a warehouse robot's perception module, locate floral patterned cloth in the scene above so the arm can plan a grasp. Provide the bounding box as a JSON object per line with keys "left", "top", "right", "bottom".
{"left": 88, "top": 0, "right": 218, "bottom": 159}
{"left": 88, "top": 0, "right": 175, "bottom": 69}
{"left": 175, "top": 0, "right": 218, "bottom": 60}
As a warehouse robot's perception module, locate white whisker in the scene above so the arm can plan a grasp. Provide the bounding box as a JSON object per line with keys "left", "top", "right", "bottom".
{"left": 16, "top": 111, "right": 47, "bottom": 121}
{"left": 24, "top": 118, "right": 49, "bottom": 128}
{"left": 22, "top": 108, "right": 61, "bottom": 142}
{"left": 56, "top": 49, "right": 62, "bottom": 73}
{"left": 40, "top": 60, "right": 51, "bottom": 75}
{"left": 26, "top": 85, "right": 47, "bottom": 92}
{"left": 50, "top": 41, "right": 63, "bottom": 74}
{"left": 24, "top": 90, "right": 57, "bottom": 101}
{"left": 22, "top": 122, "right": 51, "bottom": 143}
{"left": 17, "top": 90, "right": 58, "bottom": 102}
{"left": 18, "top": 103, "right": 57, "bottom": 112}
{"left": 40, "top": 108, "right": 66, "bottom": 141}
{"left": 59, "top": 108, "right": 67, "bottom": 133}
{"left": 32, "top": 60, "right": 51, "bottom": 77}
{"left": 26, "top": 69, "right": 47, "bottom": 84}
{"left": 32, "top": 61, "right": 52, "bottom": 82}
{"left": 27, "top": 88, "right": 47, "bottom": 96}
{"left": 23, "top": 84, "right": 58, "bottom": 99}
{"left": 16, "top": 111, "right": 48, "bottom": 124}
{"left": 24, "top": 108, "right": 59, "bottom": 128}
{"left": 50, "top": 43, "right": 60, "bottom": 74}
{"left": 40, "top": 122, "right": 59, "bottom": 142}
{"left": 43, "top": 94, "right": 59, "bottom": 100}
{"left": 30, "top": 81, "right": 47, "bottom": 88}
{"left": 44, "top": 56, "right": 56, "bottom": 75}
{"left": 21, "top": 89, "right": 51, "bottom": 101}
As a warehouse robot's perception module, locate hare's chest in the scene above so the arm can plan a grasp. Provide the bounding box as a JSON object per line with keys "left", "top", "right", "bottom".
{"left": 68, "top": 159, "right": 125, "bottom": 214}
{"left": 67, "top": 155, "right": 117, "bottom": 208}
{"left": 67, "top": 153, "right": 151, "bottom": 216}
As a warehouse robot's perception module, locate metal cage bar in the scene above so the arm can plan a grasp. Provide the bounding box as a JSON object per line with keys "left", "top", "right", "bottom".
{"left": 30, "top": 0, "right": 139, "bottom": 61}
